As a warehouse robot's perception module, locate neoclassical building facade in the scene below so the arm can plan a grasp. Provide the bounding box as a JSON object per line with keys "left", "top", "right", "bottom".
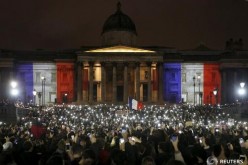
{"left": 76, "top": 45, "right": 163, "bottom": 104}
{"left": 0, "top": 2, "right": 248, "bottom": 105}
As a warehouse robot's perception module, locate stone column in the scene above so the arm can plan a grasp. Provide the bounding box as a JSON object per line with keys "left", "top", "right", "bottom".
{"left": 89, "top": 62, "right": 94, "bottom": 103}
{"left": 234, "top": 71, "right": 237, "bottom": 88}
{"left": 158, "top": 62, "right": 164, "bottom": 103}
{"left": 234, "top": 71, "right": 238, "bottom": 103}
{"left": 112, "top": 63, "right": 117, "bottom": 102}
{"left": 147, "top": 62, "right": 152, "bottom": 103}
{"left": 135, "top": 62, "right": 140, "bottom": 100}
{"left": 124, "top": 63, "right": 128, "bottom": 102}
{"left": 221, "top": 70, "right": 227, "bottom": 104}
{"left": 101, "top": 62, "right": 106, "bottom": 102}
{"left": 77, "top": 62, "right": 83, "bottom": 103}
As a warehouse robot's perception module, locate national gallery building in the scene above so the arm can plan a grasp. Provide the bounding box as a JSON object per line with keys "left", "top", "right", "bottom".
{"left": 0, "top": 3, "right": 248, "bottom": 105}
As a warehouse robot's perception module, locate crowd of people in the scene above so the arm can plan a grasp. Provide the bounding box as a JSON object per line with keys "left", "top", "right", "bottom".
{"left": 0, "top": 99, "right": 12, "bottom": 113}
{"left": 0, "top": 103, "right": 248, "bottom": 165}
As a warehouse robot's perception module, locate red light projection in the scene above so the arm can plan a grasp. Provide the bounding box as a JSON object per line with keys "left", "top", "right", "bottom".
{"left": 57, "top": 62, "right": 75, "bottom": 103}
{"left": 203, "top": 64, "right": 221, "bottom": 105}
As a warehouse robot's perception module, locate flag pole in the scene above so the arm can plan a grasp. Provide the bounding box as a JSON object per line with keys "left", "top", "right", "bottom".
{"left": 127, "top": 96, "right": 130, "bottom": 123}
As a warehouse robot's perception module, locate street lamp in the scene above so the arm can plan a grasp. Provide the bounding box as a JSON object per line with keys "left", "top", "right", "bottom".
{"left": 213, "top": 88, "right": 218, "bottom": 113}
{"left": 193, "top": 76, "right": 196, "bottom": 105}
{"left": 10, "top": 81, "right": 19, "bottom": 97}
{"left": 33, "top": 89, "right": 37, "bottom": 105}
{"left": 199, "top": 92, "right": 203, "bottom": 105}
{"left": 210, "top": 92, "right": 212, "bottom": 105}
{"left": 41, "top": 76, "right": 46, "bottom": 106}
{"left": 10, "top": 81, "right": 17, "bottom": 88}
{"left": 213, "top": 88, "right": 218, "bottom": 105}
{"left": 63, "top": 93, "right": 68, "bottom": 104}
{"left": 240, "top": 82, "right": 245, "bottom": 88}
{"left": 37, "top": 92, "right": 42, "bottom": 106}
{"left": 197, "top": 75, "right": 202, "bottom": 105}
{"left": 238, "top": 82, "right": 246, "bottom": 102}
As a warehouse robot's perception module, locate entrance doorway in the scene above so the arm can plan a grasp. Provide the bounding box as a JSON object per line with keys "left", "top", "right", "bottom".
{"left": 93, "top": 84, "right": 97, "bottom": 101}
{"left": 143, "top": 84, "right": 148, "bottom": 102}
{"left": 117, "top": 85, "right": 123, "bottom": 102}
{"left": 170, "top": 92, "right": 178, "bottom": 103}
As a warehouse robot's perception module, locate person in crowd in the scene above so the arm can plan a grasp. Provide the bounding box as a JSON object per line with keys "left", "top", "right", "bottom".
{"left": 166, "top": 159, "right": 185, "bottom": 165}
{"left": 18, "top": 140, "right": 40, "bottom": 165}
{"left": 79, "top": 149, "right": 96, "bottom": 165}
{"left": 142, "top": 156, "right": 156, "bottom": 165}
{"left": 0, "top": 137, "right": 17, "bottom": 165}
{"left": 46, "top": 139, "right": 71, "bottom": 165}
{"left": 69, "top": 144, "right": 83, "bottom": 165}
{"left": 0, "top": 103, "right": 248, "bottom": 165}
{"left": 155, "top": 141, "right": 174, "bottom": 165}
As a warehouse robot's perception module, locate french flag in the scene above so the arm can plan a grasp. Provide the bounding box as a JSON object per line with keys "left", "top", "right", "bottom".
{"left": 128, "top": 97, "right": 143, "bottom": 110}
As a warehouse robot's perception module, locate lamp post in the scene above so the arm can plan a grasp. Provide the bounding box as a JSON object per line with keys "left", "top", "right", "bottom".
{"left": 33, "top": 89, "right": 37, "bottom": 105}
{"left": 41, "top": 76, "right": 46, "bottom": 106}
{"left": 238, "top": 82, "right": 246, "bottom": 103}
{"left": 197, "top": 75, "right": 201, "bottom": 105}
{"left": 63, "top": 93, "right": 68, "bottom": 104}
{"left": 213, "top": 88, "right": 218, "bottom": 105}
{"left": 10, "top": 81, "right": 19, "bottom": 101}
{"left": 199, "top": 92, "right": 203, "bottom": 105}
{"left": 240, "top": 82, "right": 245, "bottom": 88}
{"left": 210, "top": 92, "right": 212, "bottom": 105}
{"left": 213, "top": 88, "right": 218, "bottom": 113}
{"left": 10, "top": 81, "right": 17, "bottom": 89}
{"left": 37, "top": 92, "right": 42, "bottom": 106}
{"left": 193, "top": 76, "right": 196, "bottom": 105}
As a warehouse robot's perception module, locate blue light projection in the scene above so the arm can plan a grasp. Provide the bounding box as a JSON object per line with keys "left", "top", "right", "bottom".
{"left": 163, "top": 63, "right": 181, "bottom": 103}
{"left": 15, "top": 63, "right": 33, "bottom": 104}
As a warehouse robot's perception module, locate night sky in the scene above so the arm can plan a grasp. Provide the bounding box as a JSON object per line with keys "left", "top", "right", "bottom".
{"left": 0, "top": 0, "right": 248, "bottom": 51}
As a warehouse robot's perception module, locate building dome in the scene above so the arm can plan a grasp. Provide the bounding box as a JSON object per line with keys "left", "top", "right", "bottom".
{"left": 101, "top": 2, "right": 137, "bottom": 46}
{"left": 102, "top": 2, "right": 137, "bottom": 35}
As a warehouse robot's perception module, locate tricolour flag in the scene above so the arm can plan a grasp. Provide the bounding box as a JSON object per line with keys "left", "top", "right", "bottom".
{"left": 128, "top": 97, "right": 143, "bottom": 110}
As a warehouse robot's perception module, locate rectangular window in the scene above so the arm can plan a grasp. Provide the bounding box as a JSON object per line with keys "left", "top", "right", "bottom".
{"left": 145, "top": 71, "right": 148, "bottom": 79}
{"left": 212, "top": 72, "right": 216, "bottom": 82}
{"left": 182, "top": 93, "right": 187, "bottom": 103}
{"left": 182, "top": 73, "right": 186, "bottom": 82}
{"left": 63, "top": 73, "right": 67, "bottom": 81}
{"left": 36, "top": 72, "right": 41, "bottom": 83}
{"left": 49, "top": 92, "right": 56, "bottom": 103}
{"left": 170, "top": 72, "right": 176, "bottom": 81}
{"left": 170, "top": 83, "right": 178, "bottom": 91}
{"left": 51, "top": 73, "right": 56, "bottom": 82}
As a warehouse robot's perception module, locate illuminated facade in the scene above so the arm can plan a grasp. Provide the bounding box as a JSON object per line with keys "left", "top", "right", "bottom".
{"left": 0, "top": 2, "right": 248, "bottom": 105}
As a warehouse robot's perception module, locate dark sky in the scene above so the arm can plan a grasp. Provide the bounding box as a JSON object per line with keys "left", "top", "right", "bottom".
{"left": 0, "top": 0, "right": 248, "bottom": 50}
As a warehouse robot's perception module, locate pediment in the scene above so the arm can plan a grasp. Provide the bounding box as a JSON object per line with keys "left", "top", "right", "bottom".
{"left": 85, "top": 45, "right": 155, "bottom": 53}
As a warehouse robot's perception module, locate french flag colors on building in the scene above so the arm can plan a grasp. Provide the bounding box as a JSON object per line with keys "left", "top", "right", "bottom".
{"left": 128, "top": 97, "right": 143, "bottom": 110}
{"left": 15, "top": 62, "right": 221, "bottom": 105}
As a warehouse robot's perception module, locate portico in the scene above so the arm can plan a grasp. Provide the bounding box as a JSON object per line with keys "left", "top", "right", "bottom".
{"left": 76, "top": 45, "right": 163, "bottom": 104}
